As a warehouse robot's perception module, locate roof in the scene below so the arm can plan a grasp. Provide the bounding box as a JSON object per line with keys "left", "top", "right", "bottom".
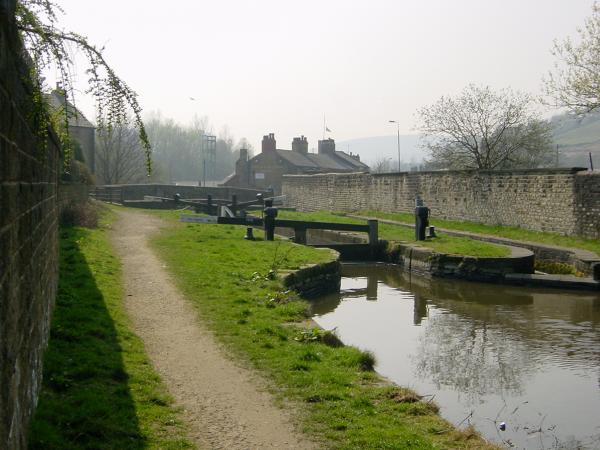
{"left": 275, "top": 150, "right": 369, "bottom": 172}
{"left": 46, "top": 90, "right": 95, "bottom": 129}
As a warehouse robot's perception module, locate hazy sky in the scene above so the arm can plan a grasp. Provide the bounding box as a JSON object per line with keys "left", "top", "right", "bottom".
{"left": 52, "top": 0, "right": 594, "bottom": 153}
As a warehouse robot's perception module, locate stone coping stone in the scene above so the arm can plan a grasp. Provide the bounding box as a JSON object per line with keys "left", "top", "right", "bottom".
{"left": 505, "top": 273, "right": 600, "bottom": 291}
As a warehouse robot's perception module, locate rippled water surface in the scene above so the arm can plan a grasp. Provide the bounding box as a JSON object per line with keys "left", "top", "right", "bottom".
{"left": 312, "top": 265, "right": 600, "bottom": 449}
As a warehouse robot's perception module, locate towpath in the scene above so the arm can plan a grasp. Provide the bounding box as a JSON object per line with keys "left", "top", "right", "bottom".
{"left": 110, "top": 209, "right": 316, "bottom": 450}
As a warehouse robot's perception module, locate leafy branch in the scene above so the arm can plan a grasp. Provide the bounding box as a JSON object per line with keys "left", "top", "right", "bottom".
{"left": 15, "top": 0, "right": 151, "bottom": 172}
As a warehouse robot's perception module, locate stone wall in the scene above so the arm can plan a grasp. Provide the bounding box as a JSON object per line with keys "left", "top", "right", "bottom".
{"left": 93, "top": 183, "right": 269, "bottom": 203}
{"left": 0, "top": 1, "right": 61, "bottom": 447}
{"left": 574, "top": 171, "right": 600, "bottom": 239}
{"left": 282, "top": 169, "right": 600, "bottom": 239}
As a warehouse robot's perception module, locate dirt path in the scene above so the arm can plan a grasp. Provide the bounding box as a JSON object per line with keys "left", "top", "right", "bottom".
{"left": 110, "top": 209, "right": 316, "bottom": 450}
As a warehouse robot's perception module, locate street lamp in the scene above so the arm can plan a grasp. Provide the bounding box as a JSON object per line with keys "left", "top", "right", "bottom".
{"left": 388, "top": 120, "right": 401, "bottom": 171}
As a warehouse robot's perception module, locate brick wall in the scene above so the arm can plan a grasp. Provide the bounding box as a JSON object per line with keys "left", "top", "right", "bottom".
{"left": 282, "top": 169, "right": 600, "bottom": 239}
{"left": 0, "top": 1, "right": 61, "bottom": 448}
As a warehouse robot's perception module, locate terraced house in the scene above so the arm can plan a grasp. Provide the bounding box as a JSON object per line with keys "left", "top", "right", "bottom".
{"left": 223, "top": 133, "right": 369, "bottom": 194}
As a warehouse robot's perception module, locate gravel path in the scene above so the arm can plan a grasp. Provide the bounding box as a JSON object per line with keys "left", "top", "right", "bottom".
{"left": 110, "top": 209, "right": 316, "bottom": 450}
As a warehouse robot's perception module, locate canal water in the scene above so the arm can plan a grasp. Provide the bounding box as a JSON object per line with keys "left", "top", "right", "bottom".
{"left": 312, "top": 264, "right": 600, "bottom": 449}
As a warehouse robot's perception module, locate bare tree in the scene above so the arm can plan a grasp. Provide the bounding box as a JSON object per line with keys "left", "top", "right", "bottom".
{"left": 416, "top": 84, "right": 553, "bottom": 170}
{"left": 545, "top": 2, "right": 600, "bottom": 113}
{"left": 370, "top": 156, "right": 394, "bottom": 173}
{"left": 96, "top": 124, "right": 147, "bottom": 184}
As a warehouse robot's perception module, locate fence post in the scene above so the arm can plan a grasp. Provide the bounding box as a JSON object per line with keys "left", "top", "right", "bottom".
{"left": 368, "top": 220, "right": 378, "bottom": 246}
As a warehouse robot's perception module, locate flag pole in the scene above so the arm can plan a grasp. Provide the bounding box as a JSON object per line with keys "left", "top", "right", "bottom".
{"left": 323, "top": 114, "right": 326, "bottom": 140}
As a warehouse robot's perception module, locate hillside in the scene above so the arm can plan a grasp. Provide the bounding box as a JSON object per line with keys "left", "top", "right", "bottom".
{"left": 551, "top": 112, "right": 600, "bottom": 167}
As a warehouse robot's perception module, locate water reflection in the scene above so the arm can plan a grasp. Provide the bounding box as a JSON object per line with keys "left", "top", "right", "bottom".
{"left": 312, "top": 264, "right": 600, "bottom": 449}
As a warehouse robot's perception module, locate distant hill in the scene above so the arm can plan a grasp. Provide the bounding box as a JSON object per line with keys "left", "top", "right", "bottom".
{"left": 339, "top": 114, "right": 600, "bottom": 171}
{"left": 337, "top": 135, "right": 423, "bottom": 170}
{"left": 551, "top": 112, "right": 600, "bottom": 168}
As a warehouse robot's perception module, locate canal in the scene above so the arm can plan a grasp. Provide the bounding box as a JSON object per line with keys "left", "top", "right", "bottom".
{"left": 312, "top": 264, "right": 600, "bottom": 449}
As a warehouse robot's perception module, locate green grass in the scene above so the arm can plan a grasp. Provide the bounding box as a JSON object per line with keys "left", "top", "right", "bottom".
{"left": 29, "top": 209, "right": 194, "bottom": 450}
{"left": 149, "top": 210, "right": 498, "bottom": 450}
{"left": 356, "top": 209, "right": 600, "bottom": 257}
{"left": 277, "top": 210, "right": 510, "bottom": 258}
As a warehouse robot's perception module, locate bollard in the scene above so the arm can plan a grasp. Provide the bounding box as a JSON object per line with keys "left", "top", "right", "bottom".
{"left": 415, "top": 206, "right": 429, "bottom": 241}
{"left": 263, "top": 199, "right": 278, "bottom": 241}
{"left": 427, "top": 226, "right": 436, "bottom": 238}
{"left": 244, "top": 227, "right": 255, "bottom": 241}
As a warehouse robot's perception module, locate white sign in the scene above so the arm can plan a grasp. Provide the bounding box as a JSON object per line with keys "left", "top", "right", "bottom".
{"left": 180, "top": 215, "right": 218, "bottom": 223}
{"left": 255, "top": 172, "right": 265, "bottom": 180}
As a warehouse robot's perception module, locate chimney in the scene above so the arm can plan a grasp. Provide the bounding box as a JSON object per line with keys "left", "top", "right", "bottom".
{"left": 235, "top": 148, "right": 249, "bottom": 178}
{"left": 292, "top": 136, "right": 308, "bottom": 154}
{"left": 318, "top": 138, "right": 335, "bottom": 155}
{"left": 262, "top": 133, "right": 276, "bottom": 153}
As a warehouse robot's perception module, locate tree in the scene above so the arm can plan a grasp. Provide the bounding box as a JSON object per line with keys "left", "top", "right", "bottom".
{"left": 370, "top": 156, "right": 394, "bottom": 173}
{"left": 15, "top": 0, "right": 151, "bottom": 171}
{"left": 96, "top": 123, "right": 148, "bottom": 185}
{"left": 416, "top": 84, "right": 554, "bottom": 170}
{"left": 545, "top": 3, "right": 600, "bottom": 114}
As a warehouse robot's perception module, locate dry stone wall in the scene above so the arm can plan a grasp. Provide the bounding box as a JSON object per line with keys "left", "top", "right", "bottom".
{"left": 1, "top": 1, "right": 61, "bottom": 447}
{"left": 283, "top": 169, "right": 600, "bottom": 239}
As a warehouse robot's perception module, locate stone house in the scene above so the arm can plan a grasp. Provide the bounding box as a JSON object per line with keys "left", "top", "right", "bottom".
{"left": 223, "top": 133, "right": 369, "bottom": 194}
{"left": 46, "top": 88, "right": 96, "bottom": 175}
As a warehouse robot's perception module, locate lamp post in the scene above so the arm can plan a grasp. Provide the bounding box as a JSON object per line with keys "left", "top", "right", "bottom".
{"left": 388, "top": 120, "right": 400, "bottom": 171}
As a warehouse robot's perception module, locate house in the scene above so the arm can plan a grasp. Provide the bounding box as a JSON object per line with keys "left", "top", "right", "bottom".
{"left": 46, "top": 88, "right": 96, "bottom": 174}
{"left": 223, "top": 133, "right": 369, "bottom": 194}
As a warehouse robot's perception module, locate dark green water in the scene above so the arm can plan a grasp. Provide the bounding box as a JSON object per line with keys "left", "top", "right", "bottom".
{"left": 312, "top": 264, "right": 600, "bottom": 449}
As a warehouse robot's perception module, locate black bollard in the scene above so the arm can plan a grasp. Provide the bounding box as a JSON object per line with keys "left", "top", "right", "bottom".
{"left": 415, "top": 205, "right": 429, "bottom": 241}
{"left": 263, "top": 199, "right": 278, "bottom": 241}
{"left": 244, "top": 227, "right": 255, "bottom": 241}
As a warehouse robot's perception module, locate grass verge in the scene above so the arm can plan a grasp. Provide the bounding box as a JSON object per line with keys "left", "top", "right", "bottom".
{"left": 357, "top": 209, "right": 600, "bottom": 257}
{"left": 29, "top": 208, "right": 193, "bottom": 450}
{"left": 277, "top": 210, "right": 509, "bottom": 258}
{"left": 149, "top": 210, "right": 498, "bottom": 449}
